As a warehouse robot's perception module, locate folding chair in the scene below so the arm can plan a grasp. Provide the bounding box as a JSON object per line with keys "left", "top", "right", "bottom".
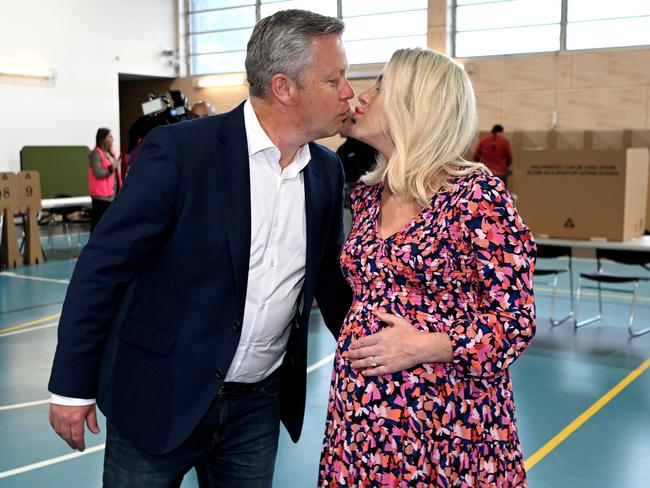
{"left": 574, "top": 248, "right": 650, "bottom": 338}
{"left": 534, "top": 244, "right": 573, "bottom": 327}
{"left": 44, "top": 194, "right": 84, "bottom": 252}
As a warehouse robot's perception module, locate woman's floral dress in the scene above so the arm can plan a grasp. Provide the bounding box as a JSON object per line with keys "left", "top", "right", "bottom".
{"left": 319, "top": 173, "right": 536, "bottom": 487}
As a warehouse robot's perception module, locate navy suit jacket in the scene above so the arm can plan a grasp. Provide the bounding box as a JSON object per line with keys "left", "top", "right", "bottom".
{"left": 48, "top": 103, "right": 352, "bottom": 454}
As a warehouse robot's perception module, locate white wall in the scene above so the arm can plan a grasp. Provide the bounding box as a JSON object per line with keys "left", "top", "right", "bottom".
{"left": 0, "top": 0, "right": 178, "bottom": 172}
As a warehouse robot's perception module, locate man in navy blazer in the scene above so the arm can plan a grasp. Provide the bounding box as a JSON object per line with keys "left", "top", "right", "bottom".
{"left": 48, "top": 10, "right": 353, "bottom": 487}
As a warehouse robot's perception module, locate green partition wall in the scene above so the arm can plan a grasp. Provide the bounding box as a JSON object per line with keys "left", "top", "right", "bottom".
{"left": 20, "top": 146, "right": 90, "bottom": 198}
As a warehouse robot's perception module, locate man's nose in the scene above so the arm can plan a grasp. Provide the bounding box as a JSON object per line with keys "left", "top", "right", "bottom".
{"left": 340, "top": 77, "right": 354, "bottom": 100}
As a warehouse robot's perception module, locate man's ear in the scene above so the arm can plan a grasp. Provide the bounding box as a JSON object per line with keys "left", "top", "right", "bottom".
{"left": 270, "top": 73, "right": 297, "bottom": 106}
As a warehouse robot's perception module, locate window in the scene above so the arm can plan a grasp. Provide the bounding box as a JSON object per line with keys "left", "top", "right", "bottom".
{"left": 260, "top": 0, "right": 336, "bottom": 19}
{"left": 341, "top": 0, "right": 428, "bottom": 65}
{"left": 453, "top": 0, "right": 650, "bottom": 58}
{"left": 454, "top": 0, "right": 562, "bottom": 57}
{"left": 566, "top": 0, "right": 650, "bottom": 50}
{"left": 188, "top": 1, "right": 257, "bottom": 75}
{"left": 188, "top": 0, "right": 338, "bottom": 75}
{"left": 188, "top": 1, "right": 650, "bottom": 74}
{"left": 187, "top": 0, "right": 426, "bottom": 75}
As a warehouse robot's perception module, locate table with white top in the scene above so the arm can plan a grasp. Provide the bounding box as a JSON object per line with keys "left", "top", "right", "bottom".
{"left": 41, "top": 196, "right": 92, "bottom": 210}
{"left": 536, "top": 235, "right": 650, "bottom": 252}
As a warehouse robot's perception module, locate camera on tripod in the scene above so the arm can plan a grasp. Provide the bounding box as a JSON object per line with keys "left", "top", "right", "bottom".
{"left": 141, "top": 90, "right": 191, "bottom": 122}
{"left": 127, "top": 90, "right": 192, "bottom": 153}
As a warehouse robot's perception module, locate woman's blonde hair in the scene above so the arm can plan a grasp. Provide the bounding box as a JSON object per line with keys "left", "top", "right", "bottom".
{"left": 362, "top": 48, "right": 487, "bottom": 206}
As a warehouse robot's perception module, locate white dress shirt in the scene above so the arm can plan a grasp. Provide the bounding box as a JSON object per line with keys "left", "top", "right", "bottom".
{"left": 225, "top": 99, "right": 309, "bottom": 382}
{"left": 51, "top": 99, "right": 310, "bottom": 405}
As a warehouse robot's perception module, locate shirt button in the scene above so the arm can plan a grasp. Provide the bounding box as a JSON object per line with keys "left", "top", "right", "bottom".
{"left": 232, "top": 321, "right": 241, "bottom": 332}
{"left": 214, "top": 369, "right": 225, "bottom": 379}
{"left": 270, "top": 260, "right": 276, "bottom": 267}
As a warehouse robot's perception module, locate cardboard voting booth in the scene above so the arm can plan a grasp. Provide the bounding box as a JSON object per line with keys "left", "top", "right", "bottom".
{"left": 0, "top": 173, "right": 21, "bottom": 268}
{"left": 17, "top": 171, "right": 44, "bottom": 265}
{"left": 516, "top": 147, "right": 649, "bottom": 241}
{"left": 509, "top": 130, "right": 650, "bottom": 236}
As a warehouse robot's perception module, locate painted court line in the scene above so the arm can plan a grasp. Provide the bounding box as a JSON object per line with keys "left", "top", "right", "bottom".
{"left": 0, "top": 272, "right": 70, "bottom": 284}
{"left": 0, "top": 301, "right": 64, "bottom": 315}
{"left": 0, "top": 352, "right": 335, "bottom": 414}
{"left": 0, "top": 322, "right": 58, "bottom": 338}
{"left": 0, "top": 313, "right": 61, "bottom": 335}
{"left": 0, "top": 399, "right": 51, "bottom": 412}
{"left": 306, "top": 353, "right": 335, "bottom": 374}
{"left": 525, "top": 357, "right": 650, "bottom": 471}
{"left": 0, "top": 352, "right": 336, "bottom": 477}
{"left": 0, "top": 444, "right": 106, "bottom": 479}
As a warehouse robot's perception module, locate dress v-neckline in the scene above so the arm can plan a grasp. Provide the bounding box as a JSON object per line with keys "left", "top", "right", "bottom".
{"left": 373, "top": 184, "right": 436, "bottom": 242}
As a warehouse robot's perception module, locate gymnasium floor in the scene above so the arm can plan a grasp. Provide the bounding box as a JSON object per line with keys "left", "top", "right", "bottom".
{"left": 1, "top": 233, "right": 649, "bottom": 487}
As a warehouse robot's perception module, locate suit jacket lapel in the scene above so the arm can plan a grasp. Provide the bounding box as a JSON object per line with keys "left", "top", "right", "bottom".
{"left": 213, "top": 103, "right": 251, "bottom": 314}
{"left": 211, "top": 106, "right": 326, "bottom": 318}
{"left": 303, "top": 150, "right": 323, "bottom": 304}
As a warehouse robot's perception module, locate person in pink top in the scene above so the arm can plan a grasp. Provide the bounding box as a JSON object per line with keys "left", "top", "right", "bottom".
{"left": 89, "top": 128, "right": 121, "bottom": 230}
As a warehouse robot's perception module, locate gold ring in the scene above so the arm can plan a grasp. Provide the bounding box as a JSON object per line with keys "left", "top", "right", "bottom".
{"left": 371, "top": 357, "right": 378, "bottom": 368}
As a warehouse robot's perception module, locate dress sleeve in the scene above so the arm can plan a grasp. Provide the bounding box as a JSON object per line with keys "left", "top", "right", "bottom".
{"left": 445, "top": 176, "right": 536, "bottom": 378}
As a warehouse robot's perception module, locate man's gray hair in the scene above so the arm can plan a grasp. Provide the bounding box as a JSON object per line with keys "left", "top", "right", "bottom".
{"left": 245, "top": 9, "right": 345, "bottom": 98}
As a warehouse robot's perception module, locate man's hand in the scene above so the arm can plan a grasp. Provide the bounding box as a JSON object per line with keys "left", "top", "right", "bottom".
{"left": 49, "top": 403, "right": 100, "bottom": 451}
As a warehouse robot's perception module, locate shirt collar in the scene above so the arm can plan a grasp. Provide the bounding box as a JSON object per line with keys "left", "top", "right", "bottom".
{"left": 243, "top": 99, "right": 311, "bottom": 175}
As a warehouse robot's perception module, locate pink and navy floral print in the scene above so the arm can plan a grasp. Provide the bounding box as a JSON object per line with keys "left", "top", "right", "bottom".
{"left": 319, "top": 173, "right": 536, "bottom": 487}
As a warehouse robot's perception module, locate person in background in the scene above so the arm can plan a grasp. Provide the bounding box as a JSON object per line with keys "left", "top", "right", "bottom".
{"left": 124, "top": 122, "right": 155, "bottom": 177}
{"left": 49, "top": 9, "right": 352, "bottom": 488}
{"left": 336, "top": 122, "right": 377, "bottom": 184}
{"left": 89, "top": 128, "right": 121, "bottom": 231}
{"left": 319, "top": 48, "right": 536, "bottom": 486}
{"left": 473, "top": 123, "right": 513, "bottom": 188}
{"left": 191, "top": 100, "right": 216, "bottom": 118}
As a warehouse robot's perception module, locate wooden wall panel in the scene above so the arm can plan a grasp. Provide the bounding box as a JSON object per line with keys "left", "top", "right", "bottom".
{"left": 556, "top": 52, "right": 573, "bottom": 90}
{"left": 572, "top": 49, "right": 650, "bottom": 89}
{"left": 557, "top": 87, "right": 647, "bottom": 130}
{"left": 647, "top": 87, "right": 650, "bottom": 129}
{"left": 428, "top": 0, "right": 447, "bottom": 25}
{"left": 471, "top": 47, "right": 650, "bottom": 131}
{"left": 475, "top": 92, "right": 502, "bottom": 129}
{"left": 502, "top": 91, "right": 555, "bottom": 131}
{"left": 467, "top": 54, "right": 562, "bottom": 92}
{"left": 169, "top": 41, "right": 650, "bottom": 134}
{"left": 428, "top": 0, "right": 450, "bottom": 54}
{"left": 428, "top": 27, "right": 448, "bottom": 54}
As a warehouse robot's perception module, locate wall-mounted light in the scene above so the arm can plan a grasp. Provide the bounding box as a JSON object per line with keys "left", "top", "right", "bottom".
{"left": 194, "top": 73, "right": 247, "bottom": 88}
{"left": 0, "top": 65, "right": 56, "bottom": 80}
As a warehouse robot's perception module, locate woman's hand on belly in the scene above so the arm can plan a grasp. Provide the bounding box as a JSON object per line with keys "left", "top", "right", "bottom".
{"left": 344, "top": 311, "right": 453, "bottom": 376}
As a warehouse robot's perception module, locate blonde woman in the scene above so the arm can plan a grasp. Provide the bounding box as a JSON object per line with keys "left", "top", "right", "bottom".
{"left": 319, "top": 48, "right": 536, "bottom": 487}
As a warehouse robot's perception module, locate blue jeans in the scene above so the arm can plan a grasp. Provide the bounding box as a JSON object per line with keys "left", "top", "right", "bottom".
{"left": 103, "top": 371, "right": 281, "bottom": 488}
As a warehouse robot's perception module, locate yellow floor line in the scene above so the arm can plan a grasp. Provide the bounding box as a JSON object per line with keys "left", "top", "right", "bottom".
{"left": 525, "top": 357, "right": 650, "bottom": 471}
{"left": 0, "top": 313, "right": 61, "bottom": 334}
